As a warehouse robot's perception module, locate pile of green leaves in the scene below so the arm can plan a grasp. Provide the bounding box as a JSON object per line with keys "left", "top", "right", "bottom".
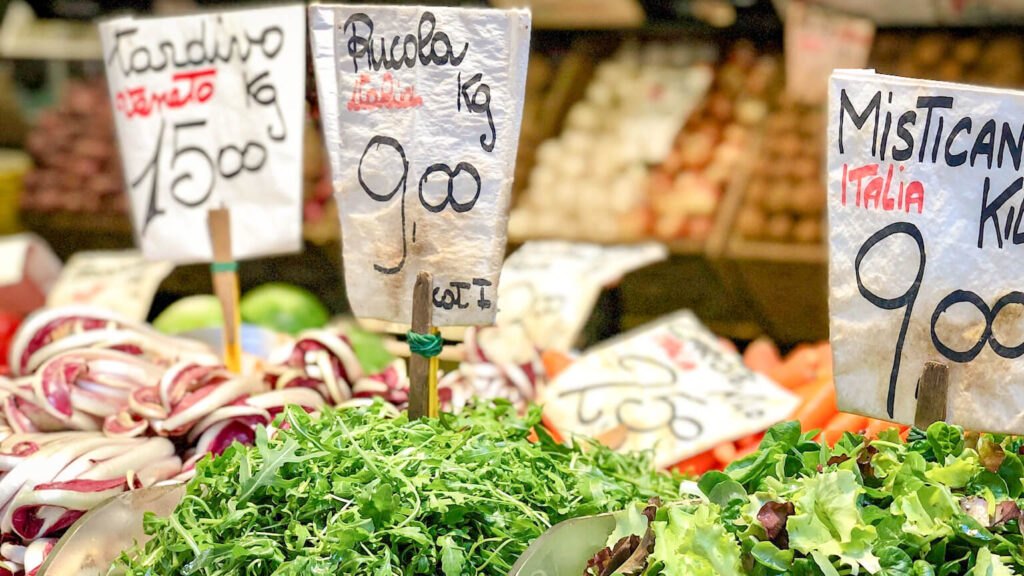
{"left": 118, "top": 400, "right": 683, "bottom": 576}
{"left": 595, "top": 420, "right": 1024, "bottom": 576}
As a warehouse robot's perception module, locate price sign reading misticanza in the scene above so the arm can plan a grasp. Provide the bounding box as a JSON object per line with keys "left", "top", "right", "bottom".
{"left": 310, "top": 5, "right": 531, "bottom": 326}
{"left": 99, "top": 6, "right": 306, "bottom": 263}
{"left": 829, "top": 71, "right": 1024, "bottom": 433}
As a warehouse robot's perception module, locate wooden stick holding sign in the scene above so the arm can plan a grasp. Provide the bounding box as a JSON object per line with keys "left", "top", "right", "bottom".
{"left": 407, "top": 271, "right": 441, "bottom": 419}
{"left": 914, "top": 362, "right": 949, "bottom": 430}
{"left": 207, "top": 209, "right": 242, "bottom": 373}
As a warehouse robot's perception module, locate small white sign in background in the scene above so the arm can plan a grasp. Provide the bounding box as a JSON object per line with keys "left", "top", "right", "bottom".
{"left": 498, "top": 241, "right": 667, "bottom": 352}
{"left": 829, "top": 70, "right": 1024, "bottom": 433}
{"left": 541, "top": 311, "right": 798, "bottom": 468}
{"left": 99, "top": 6, "right": 306, "bottom": 264}
{"left": 310, "top": 4, "right": 531, "bottom": 326}
{"left": 48, "top": 251, "right": 173, "bottom": 322}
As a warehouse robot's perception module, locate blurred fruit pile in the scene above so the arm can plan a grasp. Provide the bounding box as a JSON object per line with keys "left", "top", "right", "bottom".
{"left": 21, "top": 80, "right": 125, "bottom": 216}
{"left": 872, "top": 31, "right": 1024, "bottom": 88}
{"left": 734, "top": 100, "right": 824, "bottom": 244}
{"left": 648, "top": 41, "right": 777, "bottom": 241}
{"left": 510, "top": 41, "right": 717, "bottom": 242}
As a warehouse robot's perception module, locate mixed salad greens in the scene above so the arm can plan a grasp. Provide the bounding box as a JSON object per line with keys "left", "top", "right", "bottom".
{"left": 118, "top": 400, "right": 683, "bottom": 576}
{"left": 587, "top": 420, "right": 1024, "bottom": 576}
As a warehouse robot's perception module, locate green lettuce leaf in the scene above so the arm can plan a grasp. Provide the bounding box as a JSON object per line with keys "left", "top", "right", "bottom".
{"left": 649, "top": 506, "right": 743, "bottom": 576}
{"left": 975, "top": 547, "right": 1017, "bottom": 576}
{"left": 788, "top": 469, "right": 880, "bottom": 573}
{"left": 926, "top": 452, "right": 981, "bottom": 488}
{"left": 896, "top": 485, "right": 958, "bottom": 540}
{"left": 607, "top": 503, "right": 650, "bottom": 547}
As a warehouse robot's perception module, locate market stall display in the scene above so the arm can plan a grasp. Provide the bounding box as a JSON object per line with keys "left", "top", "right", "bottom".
{"left": 114, "top": 401, "right": 683, "bottom": 576}
{"left": 9, "top": 4, "right": 1024, "bottom": 576}
{"left": 0, "top": 303, "right": 558, "bottom": 573}
{"left": 580, "top": 421, "right": 1024, "bottom": 576}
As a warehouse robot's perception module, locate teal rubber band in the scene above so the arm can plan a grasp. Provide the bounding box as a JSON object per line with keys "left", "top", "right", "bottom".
{"left": 406, "top": 330, "right": 443, "bottom": 358}
{"left": 210, "top": 261, "right": 238, "bottom": 273}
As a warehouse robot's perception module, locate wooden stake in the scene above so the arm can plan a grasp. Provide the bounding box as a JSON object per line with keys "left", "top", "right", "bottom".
{"left": 408, "top": 271, "right": 436, "bottom": 419}
{"left": 207, "top": 209, "right": 242, "bottom": 373}
{"left": 914, "top": 361, "right": 949, "bottom": 430}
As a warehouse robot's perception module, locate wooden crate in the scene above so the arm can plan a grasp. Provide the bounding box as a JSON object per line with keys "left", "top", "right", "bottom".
{"left": 721, "top": 236, "right": 828, "bottom": 345}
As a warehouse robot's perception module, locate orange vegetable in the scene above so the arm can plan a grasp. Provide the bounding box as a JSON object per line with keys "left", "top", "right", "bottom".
{"left": 791, "top": 380, "right": 837, "bottom": 432}
{"left": 734, "top": 441, "right": 760, "bottom": 460}
{"left": 743, "top": 337, "right": 782, "bottom": 373}
{"left": 713, "top": 441, "right": 738, "bottom": 466}
{"left": 864, "top": 418, "right": 901, "bottom": 438}
{"left": 541, "top": 350, "right": 573, "bottom": 380}
{"left": 815, "top": 342, "right": 833, "bottom": 376}
{"left": 736, "top": 432, "right": 763, "bottom": 448}
{"left": 540, "top": 414, "right": 564, "bottom": 444}
{"left": 768, "top": 344, "right": 828, "bottom": 390}
{"left": 673, "top": 450, "right": 717, "bottom": 476}
{"left": 818, "top": 412, "right": 868, "bottom": 446}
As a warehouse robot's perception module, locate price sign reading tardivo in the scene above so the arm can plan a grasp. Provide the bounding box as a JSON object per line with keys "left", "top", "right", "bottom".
{"left": 829, "top": 71, "right": 1024, "bottom": 433}
{"left": 310, "top": 5, "right": 531, "bottom": 326}
{"left": 98, "top": 6, "right": 306, "bottom": 263}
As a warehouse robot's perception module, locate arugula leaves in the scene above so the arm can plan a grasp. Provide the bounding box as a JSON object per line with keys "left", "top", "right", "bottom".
{"left": 119, "top": 400, "right": 683, "bottom": 576}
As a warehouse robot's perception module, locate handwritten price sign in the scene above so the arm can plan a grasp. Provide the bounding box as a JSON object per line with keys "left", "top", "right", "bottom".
{"left": 829, "top": 71, "right": 1024, "bottom": 433}
{"left": 98, "top": 6, "right": 306, "bottom": 263}
{"left": 541, "top": 311, "right": 798, "bottom": 467}
{"left": 310, "top": 5, "right": 531, "bottom": 326}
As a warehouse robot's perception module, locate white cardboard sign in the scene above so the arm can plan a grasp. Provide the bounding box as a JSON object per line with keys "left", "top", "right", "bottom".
{"left": 498, "top": 241, "right": 667, "bottom": 351}
{"left": 47, "top": 251, "right": 173, "bottom": 322}
{"left": 98, "top": 6, "right": 306, "bottom": 264}
{"left": 829, "top": 70, "right": 1024, "bottom": 433}
{"left": 541, "top": 311, "right": 799, "bottom": 468}
{"left": 784, "top": 1, "right": 874, "bottom": 105}
{"left": 310, "top": 5, "right": 531, "bottom": 326}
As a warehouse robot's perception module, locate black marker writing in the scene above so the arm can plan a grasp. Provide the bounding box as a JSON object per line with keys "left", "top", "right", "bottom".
{"left": 343, "top": 11, "right": 468, "bottom": 73}
{"left": 106, "top": 20, "right": 284, "bottom": 78}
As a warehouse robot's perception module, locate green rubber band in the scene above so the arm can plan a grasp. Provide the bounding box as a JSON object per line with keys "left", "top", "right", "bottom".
{"left": 210, "top": 261, "right": 238, "bottom": 273}
{"left": 407, "top": 330, "right": 443, "bottom": 358}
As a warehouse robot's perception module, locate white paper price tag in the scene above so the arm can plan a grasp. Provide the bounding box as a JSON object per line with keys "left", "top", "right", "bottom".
{"left": 541, "top": 311, "right": 799, "bottom": 468}
{"left": 784, "top": 1, "right": 874, "bottom": 105}
{"left": 829, "top": 70, "right": 1024, "bottom": 433}
{"left": 310, "top": 5, "right": 531, "bottom": 326}
{"left": 498, "top": 241, "right": 667, "bottom": 351}
{"left": 98, "top": 6, "right": 306, "bottom": 264}
{"left": 47, "top": 251, "right": 173, "bottom": 322}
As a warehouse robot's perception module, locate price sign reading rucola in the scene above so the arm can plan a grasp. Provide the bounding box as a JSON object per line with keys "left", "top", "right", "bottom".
{"left": 829, "top": 70, "right": 1024, "bottom": 432}
{"left": 98, "top": 6, "right": 306, "bottom": 263}
{"left": 310, "top": 5, "right": 531, "bottom": 326}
